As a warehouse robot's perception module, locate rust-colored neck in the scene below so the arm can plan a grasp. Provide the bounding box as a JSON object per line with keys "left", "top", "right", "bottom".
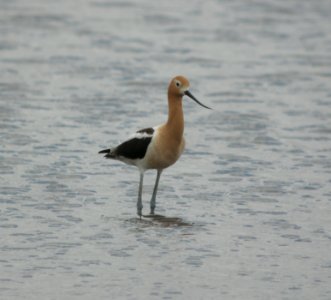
{"left": 166, "top": 92, "right": 184, "bottom": 141}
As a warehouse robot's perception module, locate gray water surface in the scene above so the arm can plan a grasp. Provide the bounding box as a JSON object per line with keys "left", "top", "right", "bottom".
{"left": 1, "top": 0, "right": 331, "bottom": 299}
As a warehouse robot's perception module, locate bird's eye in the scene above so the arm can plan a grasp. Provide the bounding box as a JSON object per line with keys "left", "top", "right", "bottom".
{"left": 175, "top": 81, "right": 180, "bottom": 87}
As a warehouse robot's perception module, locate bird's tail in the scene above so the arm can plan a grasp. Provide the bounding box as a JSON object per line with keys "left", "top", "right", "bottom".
{"left": 98, "top": 148, "right": 116, "bottom": 159}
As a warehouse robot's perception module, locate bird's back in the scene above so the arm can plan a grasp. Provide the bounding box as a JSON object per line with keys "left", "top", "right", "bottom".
{"left": 99, "top": 127, "right": 155, "bottom": 167}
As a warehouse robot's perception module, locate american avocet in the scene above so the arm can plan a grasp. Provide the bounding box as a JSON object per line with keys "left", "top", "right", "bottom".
{"left": 99, "top": 75, "right": 211, "bottom": 217}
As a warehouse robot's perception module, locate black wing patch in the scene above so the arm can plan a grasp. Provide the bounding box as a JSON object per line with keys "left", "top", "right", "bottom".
{"left": 100, "top": 127, "right": 154, "bottom": 160}
{"left": 115, "top": 137, "right": 152, "bottom": 159}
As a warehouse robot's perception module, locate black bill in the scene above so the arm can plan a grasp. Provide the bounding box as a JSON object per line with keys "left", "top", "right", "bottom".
{"left": 184, "top": 90, "right": 211, "bottom": 109}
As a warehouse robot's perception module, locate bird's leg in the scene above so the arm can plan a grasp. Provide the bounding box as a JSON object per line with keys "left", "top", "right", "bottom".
{"left": 137, "top": 172, "right": 144, "bottom": 218}
{"left": 150, "top": 169, "right": 162, "bottom": 215}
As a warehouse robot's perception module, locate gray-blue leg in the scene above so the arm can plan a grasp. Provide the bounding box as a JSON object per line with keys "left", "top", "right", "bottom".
{"left": 137, "top": 172, "right": 144, "bottom": 217}
{"left": 150, "top": 169, "right": 162, "bottom": 215}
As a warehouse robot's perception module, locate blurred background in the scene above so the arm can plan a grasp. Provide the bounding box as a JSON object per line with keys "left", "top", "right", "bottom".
{"left": 1, "top": 0, "right": 331, "bottom": 299}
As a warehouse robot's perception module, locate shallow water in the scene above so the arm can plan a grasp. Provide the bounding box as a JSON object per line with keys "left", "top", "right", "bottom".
{"left": 1, "top": 0, "right": 331, "bottom": 299}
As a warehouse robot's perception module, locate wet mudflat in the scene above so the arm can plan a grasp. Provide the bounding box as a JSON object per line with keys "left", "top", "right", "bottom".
{"left": 1, "top": 0, "right": 331, "bottom": 299}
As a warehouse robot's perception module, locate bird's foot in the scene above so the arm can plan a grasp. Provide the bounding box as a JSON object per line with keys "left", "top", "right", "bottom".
{"left": 137, "top": 208, "right": 143, "bottom": 219}
{"left": 137, "top": 212, "right": 142, "bottom": 220}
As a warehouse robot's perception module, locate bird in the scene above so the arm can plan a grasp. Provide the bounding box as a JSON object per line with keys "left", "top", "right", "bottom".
{"left": 99, "top": 75, "right": 211, "bottom": 217}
